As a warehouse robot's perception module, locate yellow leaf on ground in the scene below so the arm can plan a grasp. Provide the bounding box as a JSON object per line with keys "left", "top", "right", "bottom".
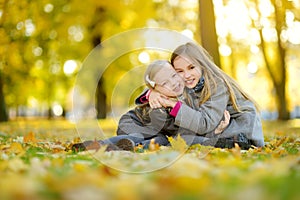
{"left": 73, "top": 137, "right": 81, "bottom": 143}
{"left": 9, "top": 142, "right": 25, "bottom": 154}
{"left": 230, "top": 143, "right": 241, "bottom": 158}
{"left": 7, "top": 158, "right": 28, "bottom": 172}
{"left": 23, "top": 132, "right": 37, "bottom": 143}
{"left": 149, "top": 138, "right": 160, "bottom": 151}
{"left": 134, "top": 143, "right": 144, "bottom": 152}
{"left": 167, "top": 135, "right": 187, "bottom": 152}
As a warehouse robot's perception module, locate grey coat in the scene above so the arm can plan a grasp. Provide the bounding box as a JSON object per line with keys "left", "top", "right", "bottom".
{"left": 175, "top": 78, "right": 265, "bottom": 147}
{"left": 116, "top": 103, "right": 218, "bottom": 146}
{"left": 117, "top": 98, "right": 219, "bottom": 143}
{"left": 118, "top": 77, "right": 265, "bottom": 147}
{"left": 117, "top": 104, "right": 179, "bottom": 139}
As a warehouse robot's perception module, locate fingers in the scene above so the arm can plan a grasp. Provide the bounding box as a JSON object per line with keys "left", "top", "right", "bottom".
{"left": 149, "top": 96, "right": 173, "bottom": 108}
{"left": 149, "top": 100, "right": 162, "bottom": 109}
{"left": 149, "top": 91, "right": 164, "bottom": 108}
{"left": 159, "top": 93, "right": 168, "bottom": 99}
{"left": 149, "top": 97, "right": 165, "bottom": 108}
{"left": 224, "top": 110, "right": 230, "bottom": 123}
{"left": 215, "top": 110, "right": 231, "bottom": 134}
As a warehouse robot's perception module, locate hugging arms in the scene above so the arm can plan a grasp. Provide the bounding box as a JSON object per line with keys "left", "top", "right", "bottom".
{"left": 72, "top": 42, "right": 264, "bottom": 152}
{"left": 117, "top": 60, "right": 231, "bottom": 148}
{"left": 119, "top": 42, "right": 264, "bottom": 149}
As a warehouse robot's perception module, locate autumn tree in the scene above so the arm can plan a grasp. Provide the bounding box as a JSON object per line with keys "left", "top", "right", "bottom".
{"left": 0, "top": 0, "right": 92, "bottom": 119}
{"left": 253, "top": 0, "right": 294, "bottom": 119}
{"left": 199, "top": 0, "right": 221, "bottom": 68}
{"left": 0, "top": 1, "right": 8, "bottom": 121}
{"left": 88, "top": 0, "right": 156, "bottom": 119}
{"left": 211, "top": 0, "right": 299, "bottom": 120}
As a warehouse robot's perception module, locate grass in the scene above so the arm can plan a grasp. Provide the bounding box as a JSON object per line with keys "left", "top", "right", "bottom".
{"left": 0, "top": 118, "right": 299, "bottom": 200}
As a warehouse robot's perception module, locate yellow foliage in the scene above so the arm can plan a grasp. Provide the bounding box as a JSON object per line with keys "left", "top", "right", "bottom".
{"left": 167, "top": 135, "right": 188, "bottom": 152}
{"left": 149, "top": 138, "right": 160, "bottom": 151}
{"left": 7, "top": 158, "right": 28, "bottom": 173}
{"left": 23, "top": 132, "right": 37, "bottom": 144}
{"left": 0, "top": 119, "right": 300, "bottom": 199}
{"left": 9, "top": 142, "right": 24, "bottom": 155}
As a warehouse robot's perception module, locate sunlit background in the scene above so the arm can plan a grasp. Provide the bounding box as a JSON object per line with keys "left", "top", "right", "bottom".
{"left": 0, "top": 0, "right": 299, "bottom": 121}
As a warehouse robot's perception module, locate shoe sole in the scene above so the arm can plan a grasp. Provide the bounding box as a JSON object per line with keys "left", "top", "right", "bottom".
{"left": 116, "top": 138, "right": 135, "bottom": 151}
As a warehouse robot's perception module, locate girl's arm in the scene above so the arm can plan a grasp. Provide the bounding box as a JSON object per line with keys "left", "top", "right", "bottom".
{"left": 148, "top": 90, "right": 169, "bottom": 109}
{"left": 135, "top": 89, "right": 168, "bottom": 108}
{"left": 117, "top": 107, "right": 177, "bottom": 139}
{"left": 161, "top": 96, "right": 230, "bottom": 135}
{"left": 173, "top": 83, "right": 229, "bottom": 134}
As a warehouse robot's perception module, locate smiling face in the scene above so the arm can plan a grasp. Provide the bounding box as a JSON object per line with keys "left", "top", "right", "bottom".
{"left": 153, "top": 63, "right": 185, "bottom": 97}
{"left": 172, "top": 56, "right": 202, "bottom": 89}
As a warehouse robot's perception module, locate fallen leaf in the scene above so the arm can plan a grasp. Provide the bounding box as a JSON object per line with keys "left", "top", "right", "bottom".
{"left": 23, "top": 132, "right": 37, "bottom": 144}
{"left": 7, "top": 158, "right": 28, "bottom": 172}
{"left": 134, "top": 143, "right": 145, "bottom": 153}
{"left": 230, "top": 143, "right": 241, "bottom": 158}
{"left": 9, "top": 142, "right": 25, "bottom": 154}
{"left": 149, "top": 138, "right": 160, "bottom": 151}
{"left": 168, "top": 135, "right": 187, "bottom": 152}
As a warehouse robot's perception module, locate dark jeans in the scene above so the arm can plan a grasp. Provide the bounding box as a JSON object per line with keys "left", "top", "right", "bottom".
{"left": 214, "top": 133, "right": 252, "bottom": 150}
{"left": 180, "top": 133, "right": 252, "bottom": 150}
{"left": 102, "top": 133, "right": 169, "bottom": 148}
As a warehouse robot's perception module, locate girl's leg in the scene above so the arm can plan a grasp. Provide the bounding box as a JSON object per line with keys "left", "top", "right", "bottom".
{"left": 101, "top": 133, "right": 146, "bottom": 151}
{"left": 179, "top": 134, "right": 209, "bottom": 146}
{"left": 72, "top": 133, "right": 145, "bottom": 152}
{"left": 102, "top": 133, "right": 145, "bottom": 145}
{"left": 140, "top": 134, "right": 169, "bottom": 149}
{"left": 213, "top": 133, "right": 252, "bottom": 150}
{"left": 180, "top": 134, "right": 252, "bottom": 150}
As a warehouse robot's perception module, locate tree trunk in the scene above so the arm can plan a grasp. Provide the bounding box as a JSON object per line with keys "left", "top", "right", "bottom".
{"left": 0, "top": 72, "right": 8, "bottom": 122}
{"left": 253, "top": 0, "right": 290, "bottom": 120}
{"left": 91, "top": 7, "right": 107, "bottom": 119}
{"left": 92, "top": 35, "right": 106, "bottom": 119}
{"left": 96, "top": 78, "right": 106, "bottom": 119}
{"left": 199, "top": 0, "right": 221, "bottom": 68}
{"left": 92, "top": 36, "right": 107, "bottom": 119}
{"left": 273, "top": 0, "right": 289, "bottom": 119}
{"left": 0, "top": 1, "right": 8, "bottom": 121}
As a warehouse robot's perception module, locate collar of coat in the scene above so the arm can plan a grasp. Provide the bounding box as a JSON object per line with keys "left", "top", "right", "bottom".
{"left": 192, "top": 76, "right": 205, "bottom": 93}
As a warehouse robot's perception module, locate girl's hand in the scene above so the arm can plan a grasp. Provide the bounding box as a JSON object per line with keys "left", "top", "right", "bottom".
{"left": 159, "top": 97, "right": 177, "bottom": 108}
{"left": 214, "top": 110, "right": 230, "bottom": 134}
{"left": 149, "top": 90, "right": 168, "bottom": 109}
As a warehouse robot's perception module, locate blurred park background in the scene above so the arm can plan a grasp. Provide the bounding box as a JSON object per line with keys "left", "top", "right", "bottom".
{"left": 0, "top": 0, "right": 300, "bottom": 122}
{"left": 1, "top": 1, "right": 300, "bottom": 200}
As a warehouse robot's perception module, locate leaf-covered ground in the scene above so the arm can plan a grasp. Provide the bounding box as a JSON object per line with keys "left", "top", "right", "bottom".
{"left": 0, "top": 119, "right": 299, "bottom": 200}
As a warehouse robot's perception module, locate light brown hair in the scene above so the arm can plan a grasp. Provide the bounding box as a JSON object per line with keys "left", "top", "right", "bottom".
{"left": 170, "top": 42, "right": 257, "bottom": 112}
{"left": 144, "top": 60, "right": 171, "bottom": 89}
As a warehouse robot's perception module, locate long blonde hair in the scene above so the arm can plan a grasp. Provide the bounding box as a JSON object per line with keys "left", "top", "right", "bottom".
{"left": 170, "top": 42, "right": 257, "bottom": 112}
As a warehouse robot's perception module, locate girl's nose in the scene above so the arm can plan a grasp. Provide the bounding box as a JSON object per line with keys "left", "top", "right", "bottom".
{"left": 184, "top": 71, "right": 191, "bottom": 78}
{"left": 170, "top": 78, "right": 177, "bottom": 86}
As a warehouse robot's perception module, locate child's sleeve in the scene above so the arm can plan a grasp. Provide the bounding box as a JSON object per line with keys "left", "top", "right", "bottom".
{"left": 169, "top": 101, "right": 182, "bottom": 117}
{"left": 135, "top": 89, "right": 150, "bottom": 105}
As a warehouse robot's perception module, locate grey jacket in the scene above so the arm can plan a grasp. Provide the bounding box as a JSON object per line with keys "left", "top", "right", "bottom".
{"left": 175, "top": 78, "right": 265, "bottom": 147}
{"left": 117, "top": 102, "right": 219, "bottom": 140}
{"left": 117, "top": 77, "right": 265, "bottom": 147}
{"left": 117, "top": 104, "right": 179, "bottom": 139}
